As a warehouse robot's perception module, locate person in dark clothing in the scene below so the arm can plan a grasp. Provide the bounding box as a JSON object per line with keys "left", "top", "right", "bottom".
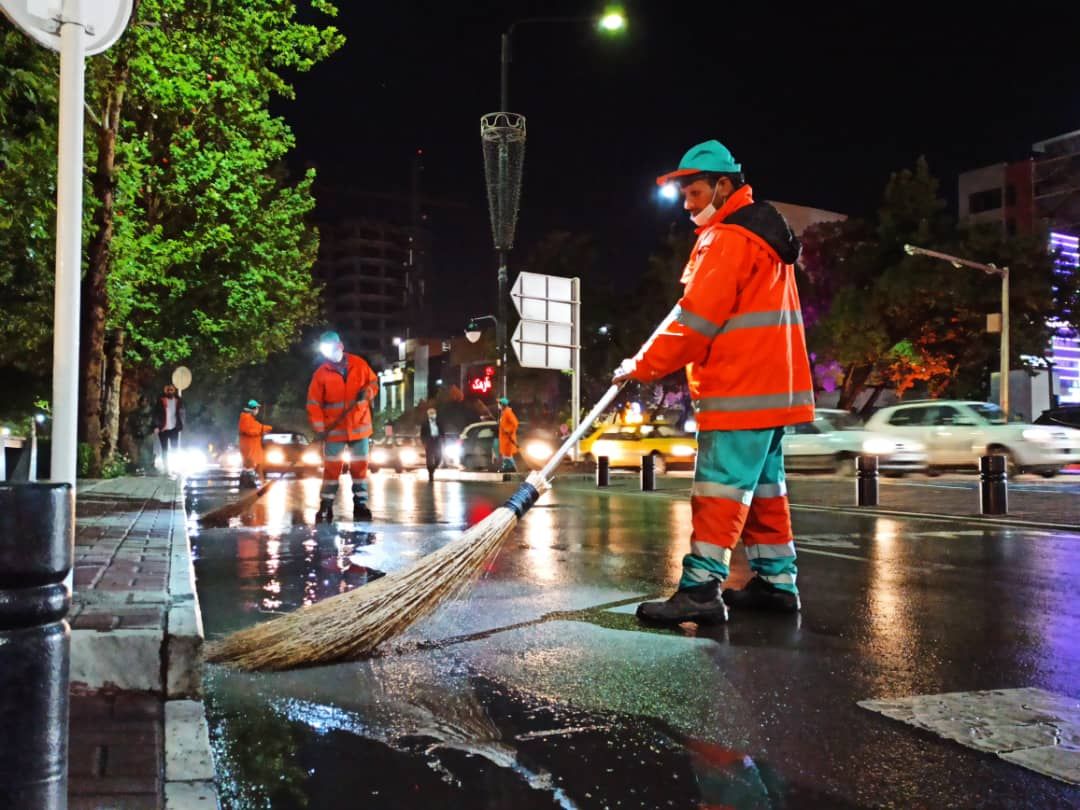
{"left": 153, "top": 383, "right": 185, "bottom": 473}
{"left": 419, "top": 407, "right": 445, "bottom": 482}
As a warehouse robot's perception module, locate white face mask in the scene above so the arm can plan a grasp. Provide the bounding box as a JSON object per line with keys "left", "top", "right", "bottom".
{"left": 329, "top": 346, "right": 344, "bottom": 363}
{"left": 689, "top": 182, "right": 724, "bottom": 226}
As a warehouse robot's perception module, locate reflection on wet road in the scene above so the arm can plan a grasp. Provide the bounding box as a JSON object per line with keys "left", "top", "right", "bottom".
{"left": 190, "top": 470, "right": 1080, "bottom": 808}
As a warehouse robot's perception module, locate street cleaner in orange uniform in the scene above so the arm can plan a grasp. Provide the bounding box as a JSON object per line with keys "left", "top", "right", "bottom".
{"left": 307, "top": 331, "right": 379, "bottom": 523}
{"left": 616, "top": 140, "right": 814, "bottom": 623}
{"left": 237, "top": 399, "right": 272, "bottom": 488}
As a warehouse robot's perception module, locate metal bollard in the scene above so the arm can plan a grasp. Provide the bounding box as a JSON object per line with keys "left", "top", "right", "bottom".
{"left": 855, "top": 455, "right": 879, "bottom": 506}
{"left": 596, "top": 455, "right": 610, "bottom": 488}
{"left": 640, "top": 454, "right": 656, "bottom": 492}
{"left": 0, "top": 483, "right": 74, "bottom": 810}
{"left": 979, "top": 454, "right": 1008, "bottom": 515}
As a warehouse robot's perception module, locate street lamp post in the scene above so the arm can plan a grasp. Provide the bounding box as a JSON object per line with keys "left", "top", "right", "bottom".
{"left": 485, "top": 8, "right": 626, "bottom": 403}
{"left": 904, "top": 245, "right": 1011, "bottom": 420}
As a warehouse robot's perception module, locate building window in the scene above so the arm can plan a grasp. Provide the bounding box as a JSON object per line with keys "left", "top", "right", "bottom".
{"left": 969, "top": 188, "right": 1003, "bottom": 215}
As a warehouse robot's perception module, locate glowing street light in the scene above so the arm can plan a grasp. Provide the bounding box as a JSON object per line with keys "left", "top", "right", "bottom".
{"left": 598, "top": 7, "right": 627, "bottom": 33}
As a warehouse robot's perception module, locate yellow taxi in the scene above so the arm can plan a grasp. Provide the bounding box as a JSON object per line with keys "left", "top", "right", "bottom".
{"left": 579, "top": 422, "right": 697, "bottom": 473}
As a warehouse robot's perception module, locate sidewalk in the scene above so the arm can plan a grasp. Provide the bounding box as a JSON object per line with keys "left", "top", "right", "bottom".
{"left": 69, "top": 476, "right": 216, "bottom": 810}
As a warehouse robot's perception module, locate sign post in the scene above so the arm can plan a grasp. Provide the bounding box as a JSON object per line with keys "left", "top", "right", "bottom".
{"left": 510, "top": 272, "right": 581, "bottom": 460}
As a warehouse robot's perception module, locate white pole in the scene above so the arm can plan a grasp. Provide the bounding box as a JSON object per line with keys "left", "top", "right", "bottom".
{"left": 50, "top": 0, "right": 86, "bottom": 487}
{"left": 570, "top": 277, "right": 580, "bottom": 462}
{"left": 1000, "top": 268, "right": 1010, "bottom": 421}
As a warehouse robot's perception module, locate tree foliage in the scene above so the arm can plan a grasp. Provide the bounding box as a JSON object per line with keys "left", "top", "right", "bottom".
{"left": 96, "top": 0, "right": 344, "bottom": 370}
{"left": 800, "top": 158, "right": 1065, "bottom": 410}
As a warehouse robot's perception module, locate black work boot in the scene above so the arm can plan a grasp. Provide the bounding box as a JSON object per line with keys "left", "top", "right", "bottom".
{"left": 722, "top": 576, "right": 800, "bottom": 613}
{"left": 636, "top": 580, "right": 728, "bottom": 625}
{"left": 353, "top": 498, "right": 373, "bottom": 522}
{"left": 315, "top": 499, "right": 333, "bottom": 523}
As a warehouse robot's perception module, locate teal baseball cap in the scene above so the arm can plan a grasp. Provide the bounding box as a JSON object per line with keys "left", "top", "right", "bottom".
{"left": 319, "top": 331, "right": 342, "bottom": 345}
{"left": 656, "top": 140, "right": 741, "bottom": 186}
{"left": 247, "top": 399, "right": 260, "bottom": 409}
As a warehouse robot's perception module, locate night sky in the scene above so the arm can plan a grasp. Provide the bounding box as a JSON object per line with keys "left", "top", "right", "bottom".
{"left": 277, "top": 2, "right": 1080, "bottom": 332}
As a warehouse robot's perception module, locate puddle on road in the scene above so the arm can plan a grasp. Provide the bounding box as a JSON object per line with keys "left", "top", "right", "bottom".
{"left": 205, "top": 662, "right": 803, "bottom": 810}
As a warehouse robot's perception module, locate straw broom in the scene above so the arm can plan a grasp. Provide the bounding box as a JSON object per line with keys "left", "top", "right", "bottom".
{"left": 206, "top": 382, "right": 626, "bottom": 671}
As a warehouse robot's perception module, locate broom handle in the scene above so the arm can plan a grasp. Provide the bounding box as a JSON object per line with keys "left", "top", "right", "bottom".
{"left": 538, "top": 382, "right": 625, "bottom": 481}
{"left": 536, "top": 302, "right": 683, "bottom": 482}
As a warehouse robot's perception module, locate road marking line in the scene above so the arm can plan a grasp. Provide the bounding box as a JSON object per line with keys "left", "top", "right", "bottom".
{"left": 860, "top": 688, "right": 1080, "bottom": 785}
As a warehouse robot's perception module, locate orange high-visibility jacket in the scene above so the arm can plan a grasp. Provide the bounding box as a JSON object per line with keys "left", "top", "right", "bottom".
{"left": 629, "top": 185, "right": 814, "bottom": 431}
{"left": 499, "top": 406, "right": 519, "bottom": 457}
{"left": 238, "top": 411, "right": 271, "bottom": 466}
{"left": 306, "top": 353, "right": 379, "bottom": 442}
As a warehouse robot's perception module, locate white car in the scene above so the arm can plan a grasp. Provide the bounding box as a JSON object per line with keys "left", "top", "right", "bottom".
{"left": 865, "top": 400, "right": 1080, "bottom": 476}
{"left": 782, "top": 409, "right": 928, "bottom": 476}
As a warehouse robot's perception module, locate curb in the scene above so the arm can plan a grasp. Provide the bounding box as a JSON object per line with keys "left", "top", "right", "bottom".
{"left": 164, "top": 481, "right": 219, "bottom": 809}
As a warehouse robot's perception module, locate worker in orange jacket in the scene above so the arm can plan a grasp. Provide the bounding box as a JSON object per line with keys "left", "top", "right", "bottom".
{"left": 616, "top": 140, "right": 814, "bottom": 624}
{"left": 237, "top": 399, "right": 272, "bottom": 487}
{"left": 307, "top": 331, "right": 379, "bottom": 523}
{"left": 497, "top": 397, "right": 519, "bottom": 473}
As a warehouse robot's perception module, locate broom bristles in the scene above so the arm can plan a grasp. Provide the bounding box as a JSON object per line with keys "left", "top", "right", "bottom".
{"left": 205, "top": 471, "right": 550, "bottom": 671}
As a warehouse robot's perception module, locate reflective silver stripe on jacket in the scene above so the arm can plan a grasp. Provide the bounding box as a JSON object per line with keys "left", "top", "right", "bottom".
{"left": 694, "top": 391, "right": 814, "bottom": 413}
{"left": 754, "top": 482, "right": 788, "bottom": 498}
{"left": 306, "top": 399, "right": 321, "bottom": 407}
{"left": 690, "top": 481, "right": 754, "bottom": 505}
{"left": 717, "top": 309, "right": 803, "bottom": 335}
{"left": 323, "top": 401, "right": 346, "bottom": 409}
{"left": 673, "top": 305, "right": 723, "bottom": 338}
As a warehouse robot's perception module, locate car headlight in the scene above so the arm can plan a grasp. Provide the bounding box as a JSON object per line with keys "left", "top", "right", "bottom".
{"left": 266, "top": 448, "right": 285, "bottom": 464}
{"left": 224, "top": 451, "right": 242, "bottom": 468}
{"left": 683, "top": 419, "right": 697, "bottom": 433}
{"left": 1022, "top": 428, "right": 1053, "bottom": 443}
{"left": 592, "top": 441, "right": 612, "bottom": 457}
{"left": 861, "top": 438, "right": 895, "bottom": 455}
{"left": 371, "top": 448, "right": 389, "bottom": 464}
{"left": 670, "top": 443, "right": 696, "bottom": 457}
{"left": 301, "top": 450, "right": 321, "bottom": 465}
{"left": 444, "top": 441, "right": 462, "bottom": 462}
{"left": 400, "top": 448, "right": 419, "bottom": 465}
{"left": 524, "top": 440, "right": 554, "bottom": 461}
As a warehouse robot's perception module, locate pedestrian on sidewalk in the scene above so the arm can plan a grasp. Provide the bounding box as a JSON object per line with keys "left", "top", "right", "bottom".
{"left": 420, "top": 406, "right": 445, "bottom": 482}
{"left": 616, "top": 139, "right": 813, "bottom": 624}
{"left": 152, "top": 383, "right": 185, "bottom": 474}
{"left": 307, "top": 331, "right": 379, "bottom": 523}
{"left": 497, "top": 397, "right": 519, "bottom": 474}
{"left": 237, "top": 400, "right": 272, "bottom": 488}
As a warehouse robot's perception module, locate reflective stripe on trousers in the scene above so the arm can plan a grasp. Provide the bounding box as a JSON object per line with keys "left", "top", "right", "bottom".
{"left": 321, "top": 439, "right": 370, "bottom": 503}
{"left": 682, "top": 427, "right": 798, "bottom": 593}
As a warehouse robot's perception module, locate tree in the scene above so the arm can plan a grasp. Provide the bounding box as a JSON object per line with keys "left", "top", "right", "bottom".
{"left": 802, "top": 158, "right": 1063, "bottom": 410}
{"left": 64, "top": 0, "right": 344, "bottom": 472}
{"left": 0, "top": 31, "right": 64, "bottom": 392}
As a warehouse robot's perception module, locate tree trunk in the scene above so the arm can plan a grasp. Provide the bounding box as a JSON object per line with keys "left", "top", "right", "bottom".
{"left": 101, "top": 329, "right": 125, "bottom": 462}
{"left": 119, "top": 363, "right": 152, "bottom": 471}
{"left": 80, "top": 68, "right": 127, "bottom": 476}
{"left": 836, "top": 364, "right": 872, "bottom": 411}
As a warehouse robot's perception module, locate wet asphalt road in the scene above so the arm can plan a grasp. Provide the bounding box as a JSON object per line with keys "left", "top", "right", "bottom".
{"left": 188, "top": 471, "right": 1080, "bottom": 809}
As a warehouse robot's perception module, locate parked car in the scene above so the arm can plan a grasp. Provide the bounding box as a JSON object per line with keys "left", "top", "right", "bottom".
{"left": 453, "top": 421, "right": 557, "bottom": 471}
{"left": 579, "top": 423, "right": 697, "bottom": 474}
{"left": 262, "top": 432, "right": 322, "bottom": 477}
{"left": 1036, "top": 405, "right": 1080, "bottom": 431}
{"left": 369, "top": 435, "right": 427, "bottom": 473}
{"left": 865, "top": 400, "right": 1080, "bottom": 476}
{"left": 782, "top": 409, "right": 927, "bottom": 476}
